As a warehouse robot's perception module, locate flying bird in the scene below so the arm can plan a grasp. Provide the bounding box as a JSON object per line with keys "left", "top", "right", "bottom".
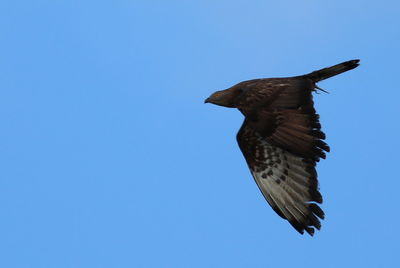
{"left": 205, "top": 60, "right": 360, "bottom": 236}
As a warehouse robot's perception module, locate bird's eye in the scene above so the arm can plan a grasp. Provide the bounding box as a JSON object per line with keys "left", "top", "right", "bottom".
{"left": 213, "top": 92, "right": 222, "bottom": 98}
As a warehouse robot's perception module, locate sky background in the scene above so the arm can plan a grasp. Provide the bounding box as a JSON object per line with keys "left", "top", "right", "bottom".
{"left": 1, "top": 1, "right": 399, "bottom": 267}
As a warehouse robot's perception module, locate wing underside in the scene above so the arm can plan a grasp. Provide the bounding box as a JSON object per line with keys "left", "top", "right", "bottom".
{"left": 237, "top": 121, "right": 325, "bottom": 236}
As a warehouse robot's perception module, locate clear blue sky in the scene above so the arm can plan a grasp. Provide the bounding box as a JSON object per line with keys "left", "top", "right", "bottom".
{"left": 1, "top": 1, "right": 399, "bottom": 267}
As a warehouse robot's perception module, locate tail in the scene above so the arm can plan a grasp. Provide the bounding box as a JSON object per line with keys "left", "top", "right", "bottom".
{"left": 305, "top": 59, "right": 360, "bottom": 82}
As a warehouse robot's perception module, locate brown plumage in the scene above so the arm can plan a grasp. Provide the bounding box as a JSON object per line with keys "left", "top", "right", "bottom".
{"left": 205, "top": 59, "right": 360, "bottom": 236}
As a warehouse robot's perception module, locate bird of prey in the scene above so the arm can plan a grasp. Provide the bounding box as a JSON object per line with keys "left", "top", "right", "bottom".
{"left": 205, "top": 60, "right": 359, "bottom": 236}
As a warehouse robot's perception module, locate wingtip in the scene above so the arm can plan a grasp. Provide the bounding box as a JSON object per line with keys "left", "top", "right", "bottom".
{"left": 305, "top": 227, "right": 315, "bottom": 236}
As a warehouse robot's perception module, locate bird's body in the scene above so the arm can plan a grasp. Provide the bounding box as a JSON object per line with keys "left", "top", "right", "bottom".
{"left": 205, "top": 60, "right": 359, "bottom": 235}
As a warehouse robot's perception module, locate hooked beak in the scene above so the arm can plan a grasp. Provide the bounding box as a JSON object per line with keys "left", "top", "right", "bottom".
{"left": 204, "top": 97, "right": 211, "bottom": 103}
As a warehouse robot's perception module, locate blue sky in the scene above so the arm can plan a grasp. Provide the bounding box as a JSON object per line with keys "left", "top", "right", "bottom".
{"left": 1, "top": 1, "right": 399, "bottom": 267}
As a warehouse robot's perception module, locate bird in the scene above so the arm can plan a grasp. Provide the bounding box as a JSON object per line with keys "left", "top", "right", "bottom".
{"left": 205, "top": 59, "right": 360, "bottom": 236}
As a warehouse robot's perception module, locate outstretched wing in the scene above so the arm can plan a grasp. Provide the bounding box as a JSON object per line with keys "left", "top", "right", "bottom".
{"left": 237, "top": 77, "right": 329, "bottom": 161}
{"left": 237, "top": 121, "right": 324, "bottom": 236}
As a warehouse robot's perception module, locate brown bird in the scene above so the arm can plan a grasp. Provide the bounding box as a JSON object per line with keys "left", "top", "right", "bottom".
{"left": 205, "top": 60, "right": 360, "bottom": 236}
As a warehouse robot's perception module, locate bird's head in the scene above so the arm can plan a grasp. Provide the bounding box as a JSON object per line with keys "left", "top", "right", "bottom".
{"left": 204, "top": 87, "right": 243, "bottom": 108}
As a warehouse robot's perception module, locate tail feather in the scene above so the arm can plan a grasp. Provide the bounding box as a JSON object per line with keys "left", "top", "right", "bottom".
{"left": 305, "top": 59, "right": 360, "bottom": 82}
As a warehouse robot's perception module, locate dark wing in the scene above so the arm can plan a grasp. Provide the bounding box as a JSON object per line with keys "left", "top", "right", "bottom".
{"left": 237, "top": 121, "right": 324, "bottom": 235}
{"left": 231, "top": 61, "right": 358, "bottom": 234}
{"left": 237, "top": 78, "right": 329, "bottom": 161}
{"left": 234, "top": 61, "right": 358, "bottom": 158}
